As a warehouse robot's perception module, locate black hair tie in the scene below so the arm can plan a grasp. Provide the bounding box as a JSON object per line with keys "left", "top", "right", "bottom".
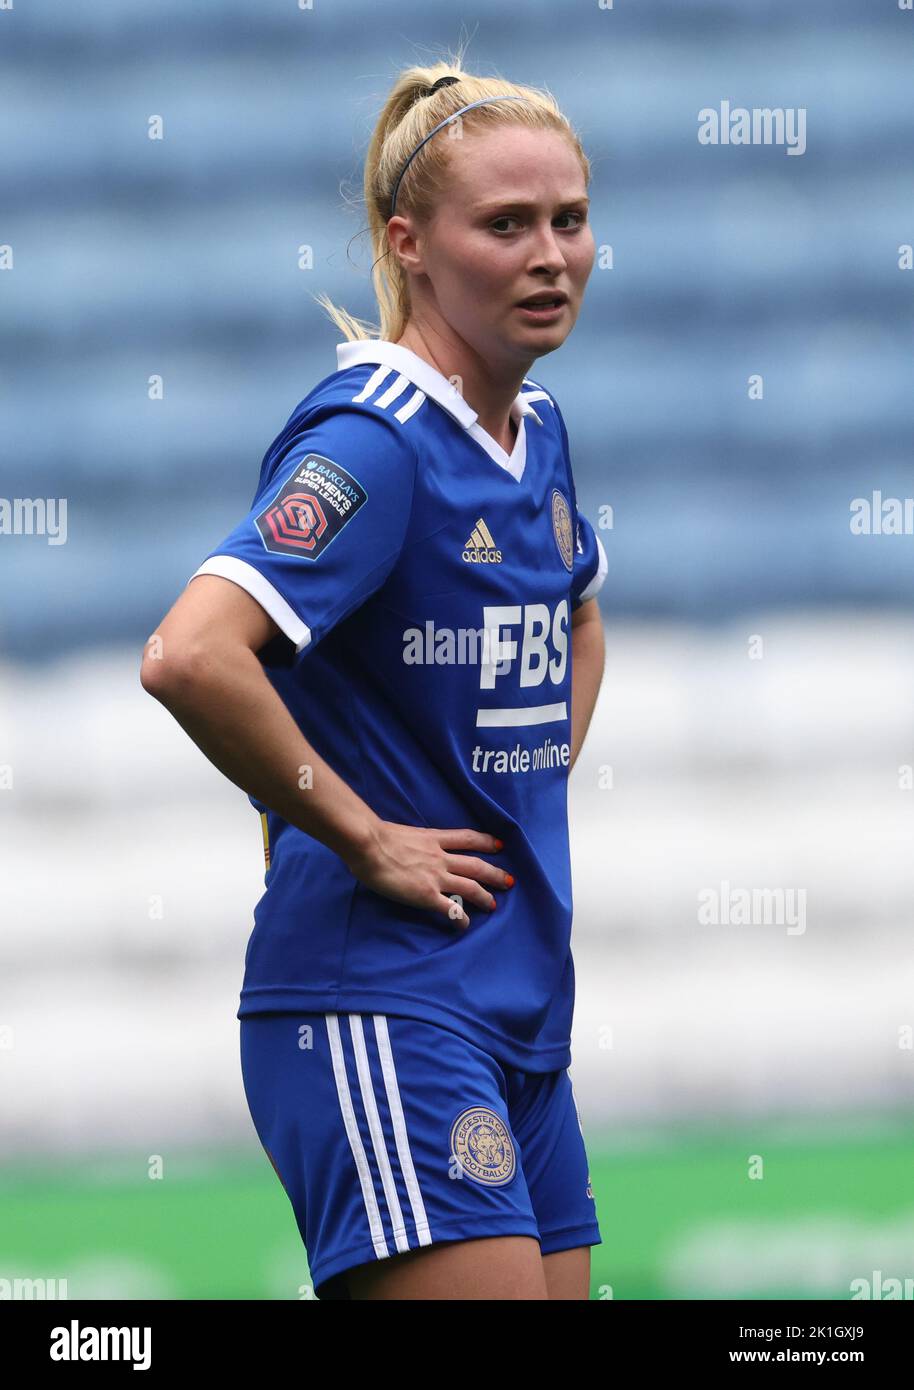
{"left": 423, "top": 75, "right": 460, "bottom": 97}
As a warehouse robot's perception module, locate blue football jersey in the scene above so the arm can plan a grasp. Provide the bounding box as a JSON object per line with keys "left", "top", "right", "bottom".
{"left": 188, "top": 340, "right": 608, "bottom": 1071}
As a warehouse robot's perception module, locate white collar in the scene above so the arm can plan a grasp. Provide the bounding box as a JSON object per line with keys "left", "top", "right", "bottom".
{"left": 335, "top": 338, "right": 542, "bottom": 482}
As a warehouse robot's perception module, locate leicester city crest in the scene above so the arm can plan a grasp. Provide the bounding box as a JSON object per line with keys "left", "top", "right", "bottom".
{"left": 450, "top": 1106, "right": 516, "bottom": 1187}
{"left": 551, "top": 489, "right": 574, "bottom": 571}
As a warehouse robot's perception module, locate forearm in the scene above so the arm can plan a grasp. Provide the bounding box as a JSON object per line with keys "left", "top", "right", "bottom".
{"left": 144, "top": 640, "right": 380, "bottom": 866}
{"left": 569, "top": 606, "right": 605, "bottom": 768}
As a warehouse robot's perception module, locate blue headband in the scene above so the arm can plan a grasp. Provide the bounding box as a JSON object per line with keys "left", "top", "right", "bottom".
{"left": 389, "top": 94, "right": 532, "bottom": 216}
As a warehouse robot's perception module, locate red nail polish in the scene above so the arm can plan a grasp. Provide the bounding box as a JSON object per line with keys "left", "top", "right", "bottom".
{"left": 505, "top": 873, "right": 515, "bottom": 888}
{"left": 493, "top": 838, "right": 504, "bottom": 850}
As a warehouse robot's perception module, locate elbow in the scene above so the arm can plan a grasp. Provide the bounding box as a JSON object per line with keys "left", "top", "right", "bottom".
{"left": 140, "top": 648, "right": 177, "bottom": 705}
{"left": 140, "top": 635, "right": 203, "bottom": 705}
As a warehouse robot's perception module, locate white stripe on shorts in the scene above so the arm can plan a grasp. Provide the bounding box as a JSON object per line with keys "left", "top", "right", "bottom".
{"left": 348, "top": 1014, "right": 410, "bottom": 1253}
{"left": 372, "top": 1014, "right": 432, "bottom": 1246}
{"left": 324, "top": 1013, "right": 389, "bottom": 1259}
{"left": 325, "top": 1012, "right": 431, "bottom": 1259}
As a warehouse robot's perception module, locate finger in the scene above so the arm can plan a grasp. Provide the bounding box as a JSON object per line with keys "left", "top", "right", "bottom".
{"left": 437, "top": 894, "right": 470, "bottom": 929}
{"left": 435, "top": 828, "right": 504, "bottom": 854}
{"left": 443, "top": 874, "right": 497, "bottom": 915}
{"left": 443, "top": 854, "right": 514, "bottom": 889}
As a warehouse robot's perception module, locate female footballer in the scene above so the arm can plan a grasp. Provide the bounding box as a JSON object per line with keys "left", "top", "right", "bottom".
{"left": 141, "top": 58, "right": 607, "bottom": 1300}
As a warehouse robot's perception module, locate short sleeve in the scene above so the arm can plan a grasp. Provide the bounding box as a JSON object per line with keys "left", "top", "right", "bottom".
{"left": 547, "top": 397, "right": 605, "bottom": 608}
{"left": 571, "top": 511, "right": 608, "bottom": 610}
{"left": 548, "top": 390, "right": 608, "bottom": 611}
{"left": 187, "top": 406, "right": 418, "bottom": 654}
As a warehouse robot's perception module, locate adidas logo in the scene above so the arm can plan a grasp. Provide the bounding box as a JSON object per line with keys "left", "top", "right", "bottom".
{"left": 462, "top": 518, "right": 502, "bottom": 563}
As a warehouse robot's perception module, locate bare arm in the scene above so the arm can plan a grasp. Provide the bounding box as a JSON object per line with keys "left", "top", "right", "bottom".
{"left": 140, "top": 574, "right": 510, "bottom": 927}
{"left": 569, "top": 596, "right": 605, "bottom": 769}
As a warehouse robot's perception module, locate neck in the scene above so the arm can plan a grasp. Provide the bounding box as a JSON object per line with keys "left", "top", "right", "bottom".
{"left": 394, "top": 322, "right": 528, "bottom": 451}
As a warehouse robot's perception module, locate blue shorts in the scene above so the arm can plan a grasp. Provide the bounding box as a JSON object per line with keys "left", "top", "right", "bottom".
{"left": 239, "top": 1011, "right": 602, "bottom": 1298}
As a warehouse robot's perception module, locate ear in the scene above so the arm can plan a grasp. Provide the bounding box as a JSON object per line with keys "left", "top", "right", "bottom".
{"left": 387, "top": 214, "right": 426, "bottom": 276}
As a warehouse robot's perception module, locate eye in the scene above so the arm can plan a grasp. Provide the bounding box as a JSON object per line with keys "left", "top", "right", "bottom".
{"left": 555, "top": 210, "right": 587, "bottom": 229}
{"left": 488, "top": 210, "right": 587, "bottom": 234}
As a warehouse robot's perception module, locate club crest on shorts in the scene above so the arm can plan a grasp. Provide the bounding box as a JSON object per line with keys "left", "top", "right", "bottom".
{"left": 449, "top": 1106, "right": 516, "bottom": 1186}
{"left": 551, "top": 489, "right": 574, "bottom": 571}
{"left": 255, "top": 453, "right": 367, "bottom": 559}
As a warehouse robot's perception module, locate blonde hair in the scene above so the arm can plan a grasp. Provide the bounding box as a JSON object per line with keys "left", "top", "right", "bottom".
{"left": 313, "top": 49, "right": 591, "bottom": 344}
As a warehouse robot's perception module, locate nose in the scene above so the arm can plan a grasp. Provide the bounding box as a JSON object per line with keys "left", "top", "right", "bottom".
{"left": 526, "top": 219, "right": 568, "bottom": 276}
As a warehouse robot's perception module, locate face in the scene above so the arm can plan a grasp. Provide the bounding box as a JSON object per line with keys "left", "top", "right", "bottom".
{"left": 391, "top": 125, "right": 595, "bottom": 368}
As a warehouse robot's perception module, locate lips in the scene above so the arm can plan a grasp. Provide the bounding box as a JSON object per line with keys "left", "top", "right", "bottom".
{"left": 517, "top": 292, "right": 569, "bottom": 308}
